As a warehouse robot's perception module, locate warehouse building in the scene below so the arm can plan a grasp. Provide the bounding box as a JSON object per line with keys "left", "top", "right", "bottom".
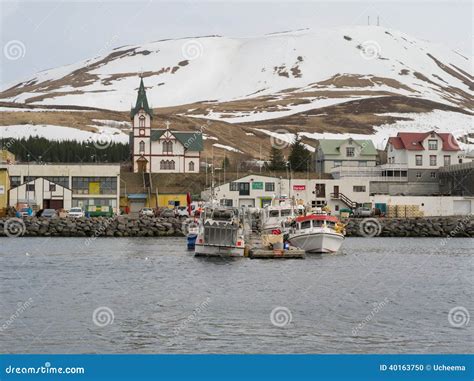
{"left": 1, "top": 163, "right": 120, "bottom": 213}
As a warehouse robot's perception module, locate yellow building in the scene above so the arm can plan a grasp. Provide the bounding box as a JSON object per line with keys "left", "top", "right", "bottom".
{"left": 0, "top": 150, "right": 15, "bottom": 164}
{"left": 0, "top": 168, "right": 10, "bottom": 216}
{"left": 156, "top": 193, "right": 188, "bottom": 208}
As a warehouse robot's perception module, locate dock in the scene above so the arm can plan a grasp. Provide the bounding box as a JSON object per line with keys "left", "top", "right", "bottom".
{"left": 248, "top": 248, "right": 305, "bottom": 259}
{"left": 245, "top": 232, "right": 305, "bottom": 259}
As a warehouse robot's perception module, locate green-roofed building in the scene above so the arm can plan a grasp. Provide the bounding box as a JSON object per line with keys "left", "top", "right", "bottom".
{"left": 315, "top": 138, "right": 378, "bottom": 174}
{"left": 130, "top": 78, "right": 203, "bottom": 174}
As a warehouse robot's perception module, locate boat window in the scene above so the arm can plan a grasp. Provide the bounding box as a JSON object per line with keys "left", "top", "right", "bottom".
{"left": 313, "top": 220, "right": 323, "bottom": 227}
{"left": 281, "top": 209, "right": 291, "bottom": 217}
{"left": 327, "top": 221, "right": 336, "bottom": 228}
{"left": 269, "top": 210, "right": 280, "bottom": 217}
{"left": 212, "top": 210, "right": 233, "bottom": 221}
{"left": 300, "top": 220, "right": 311, "bottom": 229}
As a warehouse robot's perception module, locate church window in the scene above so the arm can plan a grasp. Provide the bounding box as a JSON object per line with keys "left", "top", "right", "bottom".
{"left": 139, "top": 116, "right": 145, "bottom": 127}
{"left": 188, "top": 161, "right": 195, "bottom": 171}
{"left": 139, "top": 141, "right": 145, "bottom": 153}
{"left": 163, "top": 140, "right": 173, "bottom": 154}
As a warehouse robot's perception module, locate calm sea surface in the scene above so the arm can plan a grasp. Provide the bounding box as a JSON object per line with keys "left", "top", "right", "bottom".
{"left": 0, "top": 237, "right": 472, "bottom": 354}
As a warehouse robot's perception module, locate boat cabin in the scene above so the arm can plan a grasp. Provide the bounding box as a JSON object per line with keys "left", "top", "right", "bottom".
{"left": 294, "top": 214, "right": 340, "bottom": 231}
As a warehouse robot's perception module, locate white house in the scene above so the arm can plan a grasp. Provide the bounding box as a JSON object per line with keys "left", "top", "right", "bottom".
{"left": 208, "top": 174, "right": 372, "bottom": 213}
{"left": 9, "top": 177, "right": 73, "bottom": 210}
{"left": 130, "top": 78, "right": 203, "bottom": 173}
{"left": 386, "top": 131, "right": 461, "bottom": 182}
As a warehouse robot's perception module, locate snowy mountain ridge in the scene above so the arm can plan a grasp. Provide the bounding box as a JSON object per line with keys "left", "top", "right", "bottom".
{"left": 1, "top": 26, "right": 471, "bottom": 113}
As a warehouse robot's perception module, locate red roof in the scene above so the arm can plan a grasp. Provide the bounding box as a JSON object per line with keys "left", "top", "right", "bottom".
{"left": 295, "top": 214, "right": 340, "bottom": 223}
{"left": 388, "top": 132, "right": 460, "bottom": 151}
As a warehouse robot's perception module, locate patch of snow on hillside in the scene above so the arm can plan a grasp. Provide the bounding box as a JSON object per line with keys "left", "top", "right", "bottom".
{"left": 0, "top": 124, "right": 129, "bottom": 144}
{"left": 257, "top": 110, "right": 473, "bottom": 152}
{"left": 255, "top": 130, "right": 316, "bottom": 152}
{"left": 92, "top": 119, "right": 132, "bottom": 129}
{"left": 190, "top": 97, "right": 373, "bottom": 123}
{"left": 212, "top": 143, "right": 243, "bottom": 153}
{"left": 203, "top": 134, "right": 218, "bottom": 141}
{"left": 373, "top": 110, "right": 473, "bottom": 150}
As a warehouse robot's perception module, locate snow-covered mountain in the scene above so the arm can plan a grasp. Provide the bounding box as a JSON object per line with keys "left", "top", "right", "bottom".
{"left": 0, "top": 26, "right": 472, "bottom": 157}
{"left": 1, "top": 26, "right": 471, "bottom": 111}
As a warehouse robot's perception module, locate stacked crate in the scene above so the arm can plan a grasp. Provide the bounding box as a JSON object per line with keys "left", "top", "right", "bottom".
{"left": 405, "top": 205, "right": 418, "bottom": 218}
{"left": 387, "top": 205, "right": 397, "bottom": 218}
{"left": 396, "top": 205, "right": 406, "bottom": 218}
{"left": 387, "top": 204, "right": 425, "bottom": 218}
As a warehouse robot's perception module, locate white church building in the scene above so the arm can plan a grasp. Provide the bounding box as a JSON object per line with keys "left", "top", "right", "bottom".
{"left": 130, "top": 78, "right": 203, "bottom": 173}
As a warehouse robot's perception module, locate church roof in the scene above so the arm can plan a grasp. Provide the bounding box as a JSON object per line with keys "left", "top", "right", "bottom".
{"left": 150, "top": 129, "right": 203, "bottom": 151}
{"left": 130, "top": 77, "right": 153, "bottom": 119}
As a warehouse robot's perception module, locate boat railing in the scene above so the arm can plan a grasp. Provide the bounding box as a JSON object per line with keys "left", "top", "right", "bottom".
{"left": 203, "top": 222, "right": 239, "bottom": 247}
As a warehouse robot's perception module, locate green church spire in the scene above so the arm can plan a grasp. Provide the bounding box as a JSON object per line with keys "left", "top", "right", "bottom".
{"left": 130, "top": 77, "right": 153, "bottom": 119}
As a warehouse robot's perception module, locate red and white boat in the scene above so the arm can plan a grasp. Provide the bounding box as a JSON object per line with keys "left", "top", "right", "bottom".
{"left": 287, "top": 214, "right": 345, "bottom": 253}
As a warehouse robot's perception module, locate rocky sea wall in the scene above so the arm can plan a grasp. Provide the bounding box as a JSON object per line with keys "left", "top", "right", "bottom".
{"left": 0, "top": 215, "right": 472, "bottom": 238}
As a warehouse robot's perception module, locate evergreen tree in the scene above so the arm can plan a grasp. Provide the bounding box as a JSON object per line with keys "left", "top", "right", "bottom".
{"left": 0, "top": 137, "right": 130, "bottom": 163}
{"left": 222, "top": 156, "right": 230, "bottom": 170}
{"left": 288, "top": 136, "right": 312, "bottom": 172}
{"left": 268, "top": 146, "right": 287, "bottom": 171}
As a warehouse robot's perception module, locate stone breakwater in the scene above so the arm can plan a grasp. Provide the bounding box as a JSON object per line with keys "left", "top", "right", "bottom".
{"left": 0, "top": 216, "right": 186, "bottom": 238}
{"left": 345, "top": 216, "right": 473, "bottom": 237}
{"left": 1, "top": 216, "right": 473, "bottom": 238}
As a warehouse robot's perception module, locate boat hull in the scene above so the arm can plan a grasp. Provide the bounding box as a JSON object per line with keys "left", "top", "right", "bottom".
{"left": 288, "top": 232, "right": 344, "bottom": 253}
{"left": 187, "top": 234, "right": 197, "bottom": 250}
{"left": 194, "top": 244, "right": 245, "bottom": 257}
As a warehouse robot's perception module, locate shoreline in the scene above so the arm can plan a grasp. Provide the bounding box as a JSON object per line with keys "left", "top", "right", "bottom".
{"left": 0, "top": 215, "right": 472, "bottom": 238}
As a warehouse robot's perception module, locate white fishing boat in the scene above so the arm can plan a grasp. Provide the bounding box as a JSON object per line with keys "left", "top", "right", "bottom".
{"left": 194, "top": 206, "right": 245, "bottom": 257}
{"left": 287, "top": 213, "right": 345, "bottom": 253}
{"left": 260, "top": 201, "right": 302, "bottom": 234}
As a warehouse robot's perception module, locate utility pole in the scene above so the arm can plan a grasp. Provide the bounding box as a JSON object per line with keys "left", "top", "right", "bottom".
{"left": 377, "top": 16, "right": 380, "bottom": 26}
{"left": 368, "top": 16, "right": 370, "bottom": 25}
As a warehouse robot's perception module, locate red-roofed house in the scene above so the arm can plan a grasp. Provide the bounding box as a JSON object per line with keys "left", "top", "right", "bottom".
{"left": 386, "top": 131, "right": 461, "bottom": 182}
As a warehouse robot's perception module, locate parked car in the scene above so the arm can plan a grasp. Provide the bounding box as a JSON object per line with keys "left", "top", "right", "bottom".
{"left": 353, "top": 207, "right": 373, "bottom": 218}
{"left": 160, "top": 208, "right": 176, "bottom": 218}
{"left": 67, "top": 207, "right": 85, "bottom": 218}
{"left": 16, "top": 207, "right": 34, "bottom": 218}
{"left": 41, "top": 209, "right": 58, "bottom": 218}
{"left": 176, "top": 206, "right": 190, "bottom": 217}
{"left": 139, "top": 207, "right": 155, "bottom": 217}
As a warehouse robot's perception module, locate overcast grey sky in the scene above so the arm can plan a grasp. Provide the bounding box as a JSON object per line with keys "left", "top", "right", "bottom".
{"left": 0, "top": 0, "right": 472, "bottom": 87}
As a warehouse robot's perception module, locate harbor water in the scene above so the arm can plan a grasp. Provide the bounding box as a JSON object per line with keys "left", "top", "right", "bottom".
{"left": 0, "top": 237, "right": 472, "bottom": 354}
